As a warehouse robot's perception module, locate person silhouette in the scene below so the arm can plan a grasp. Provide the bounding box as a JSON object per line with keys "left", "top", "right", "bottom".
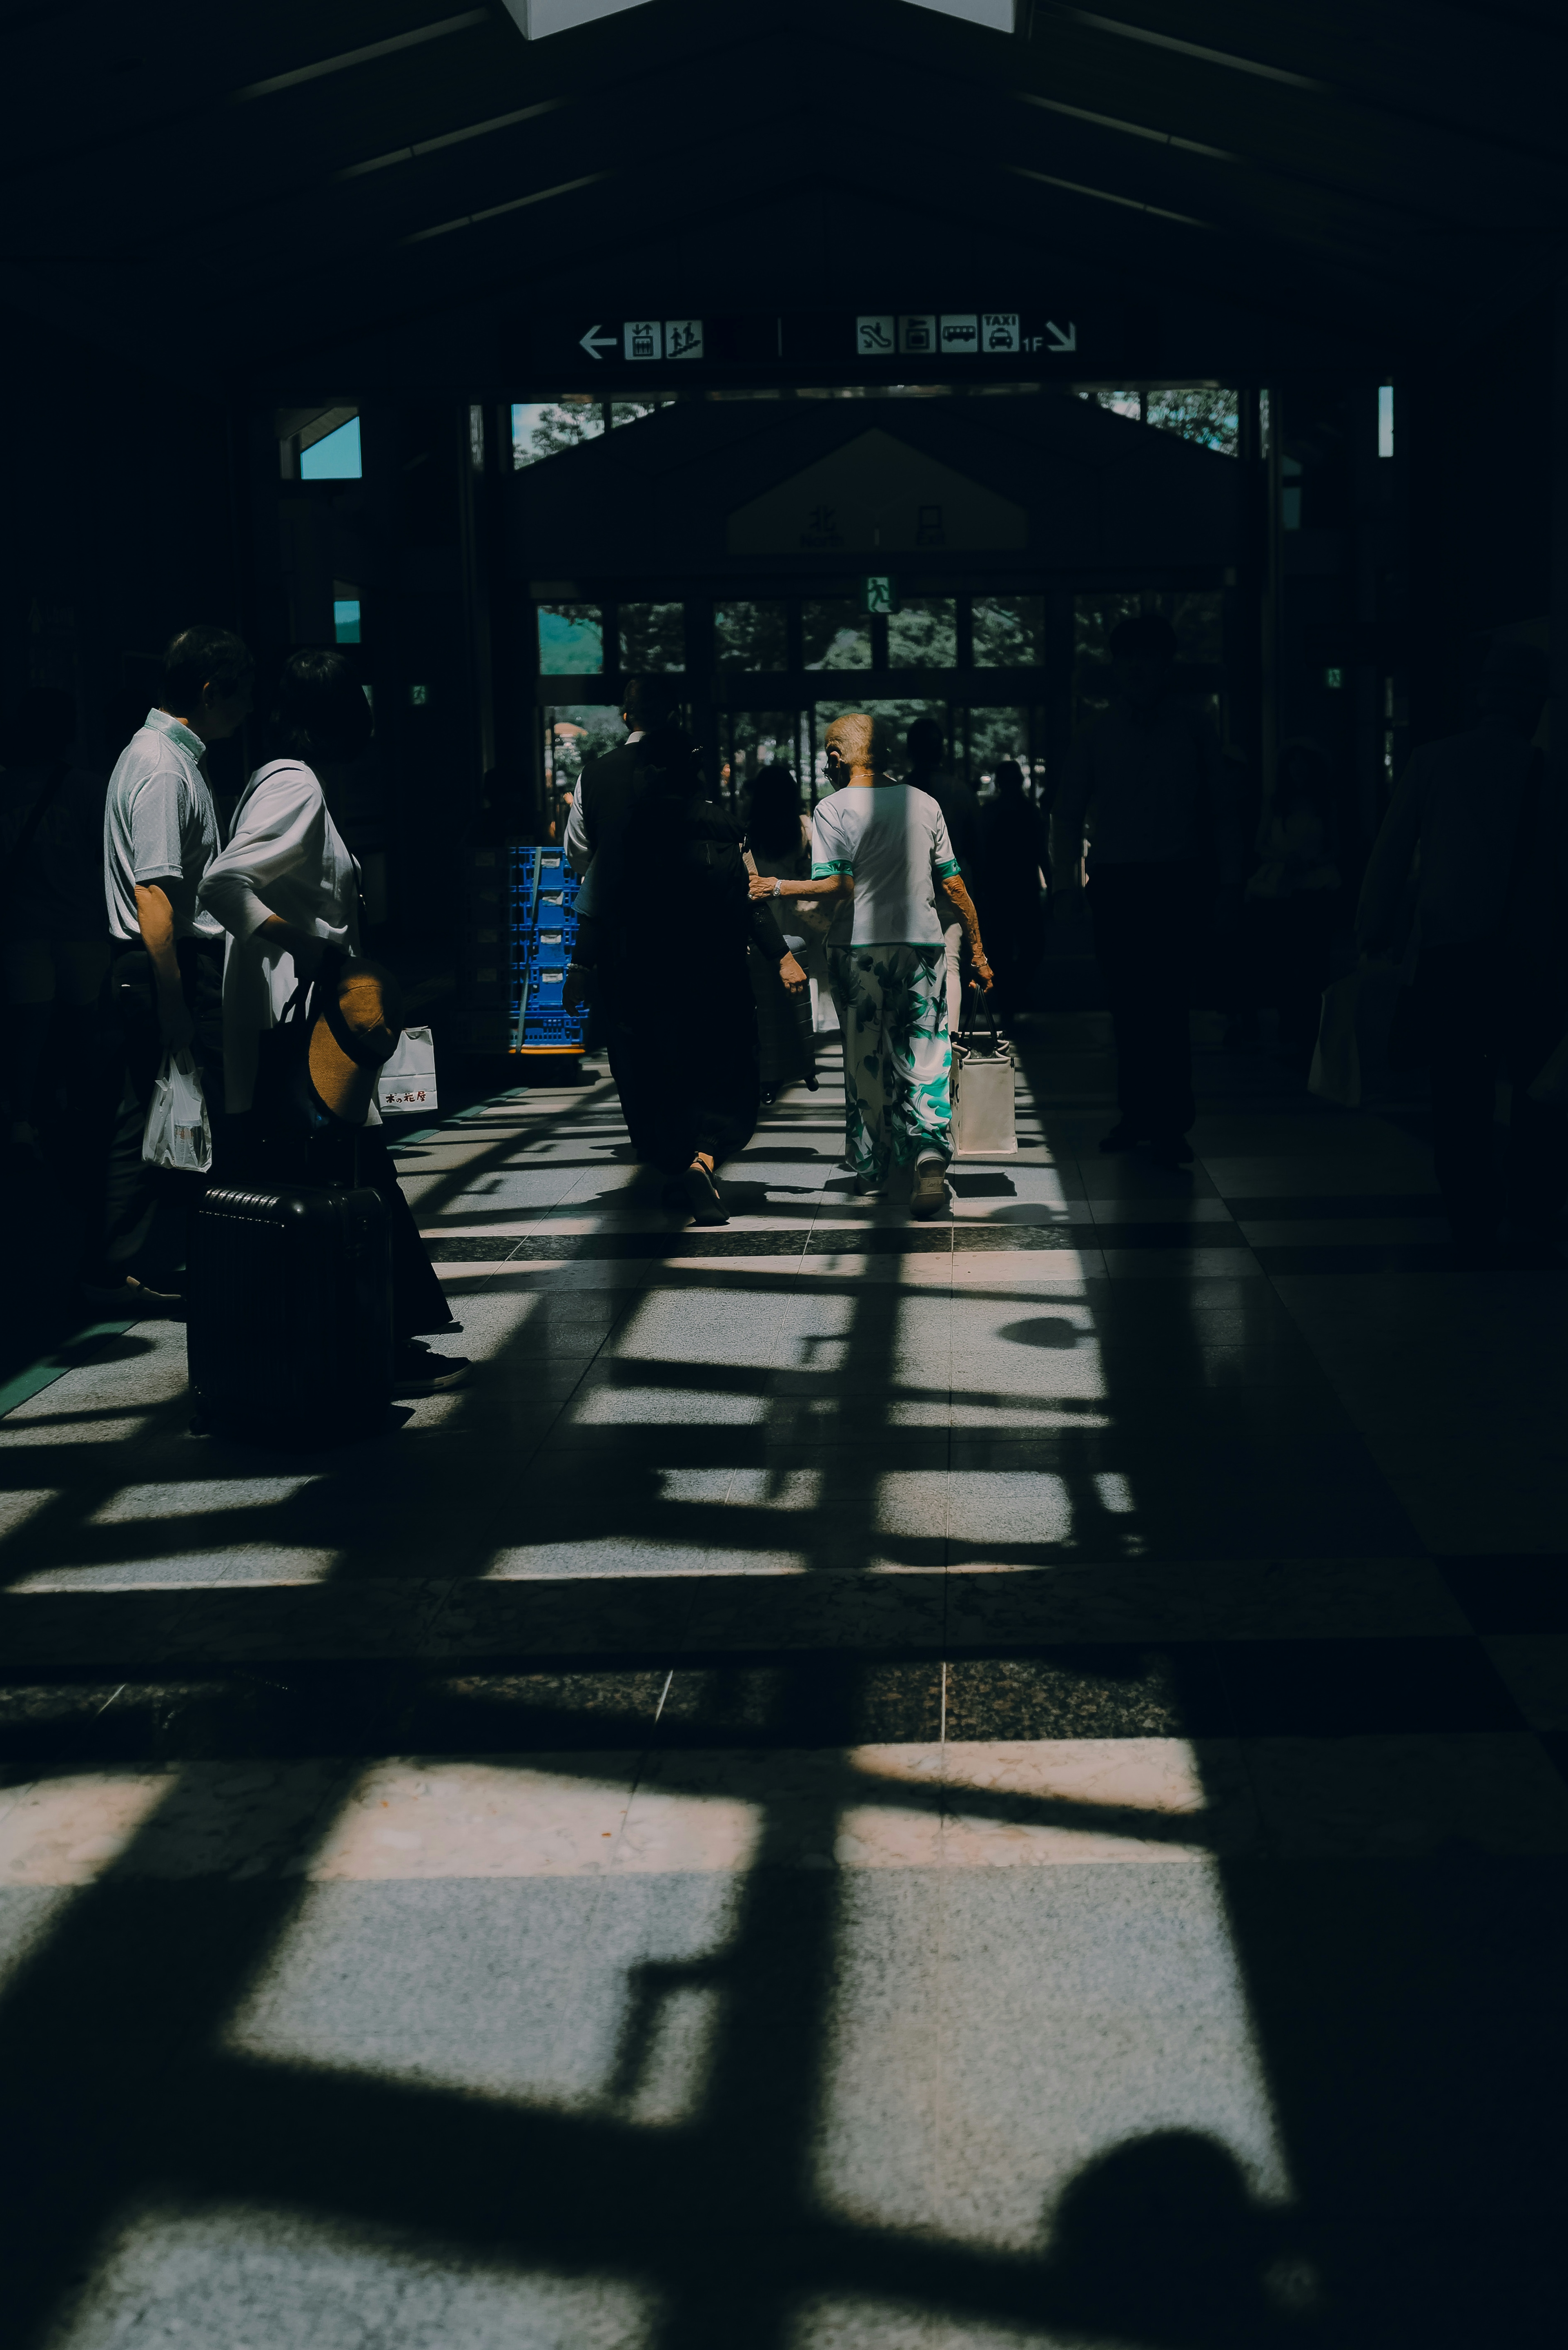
{"left": 978, "top": 759, "right": 1048, "bottom": 1022}
{"left": 904, "top": 717, "right": 980, "bottom": 1033}
{"left": 1050, "top": 614, "right": 1230, "bottom": 1167}
{"left": 1358, "top": 639, "right": 1564, "bottom": 1259}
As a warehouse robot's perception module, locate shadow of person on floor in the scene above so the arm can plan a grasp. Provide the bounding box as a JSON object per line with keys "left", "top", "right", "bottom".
{"left": 1043, "top": 2129, "right": 1321, "bottom": 2346}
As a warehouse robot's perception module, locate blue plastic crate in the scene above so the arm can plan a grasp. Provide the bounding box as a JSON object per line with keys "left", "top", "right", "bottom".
{"left": 511, "top": 920, "right": 578, "bottom": 959}
{"left": 508, "top": 851, "right": 581, "bottom": 924}
{"left": 525, "top": 967, "right": 570, "bottom": 1010}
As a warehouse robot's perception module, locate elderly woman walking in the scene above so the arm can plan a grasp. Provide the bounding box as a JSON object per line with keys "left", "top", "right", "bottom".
{"left": 753, "top": 713, "right": 991, "bottom": 1219}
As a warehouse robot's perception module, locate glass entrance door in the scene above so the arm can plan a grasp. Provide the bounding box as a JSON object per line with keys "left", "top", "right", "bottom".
{"left": 531, "top": 583, "right": 1227, "bottom": 829}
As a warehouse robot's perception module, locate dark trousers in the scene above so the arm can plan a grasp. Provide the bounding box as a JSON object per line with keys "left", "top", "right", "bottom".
{"left": 1089, "top": 862, "right": 1196, "bottom": 1139}
{"left": 1245, "top": 893, "right": 1334, "bottom": 1058}
{"left": 603, "top": 958, "right": 761, "bottom": 1174}
{"left": 96, "top": 938, "right": 228, "bottom": 1287}
{"left": 986, "top": 892, "right": 1046, "bottom": 1023}
{"left": 354, "top": 1127, "right": 452, "bottom": 1344}
{"left": 1419, "top": 941, "right": 1568, "bottom": 1237}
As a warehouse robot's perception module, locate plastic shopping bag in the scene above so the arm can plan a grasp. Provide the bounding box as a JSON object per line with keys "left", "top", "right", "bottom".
{"left": 1308, "top": 961, "right": 1401, "bottom": 1111}
{"left": 377, "top": 1025, "right": 438, "bottom": 1116}
{"left": 142, "top": 1048, "right": 212, "bottom": 1172}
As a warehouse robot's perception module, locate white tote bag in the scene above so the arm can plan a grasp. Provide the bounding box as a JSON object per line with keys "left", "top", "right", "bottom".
{"left": 142, "top": 1048, "right": 212, "bottom": 1173}
{"left": 951, "top": 998, "right": 1017, "bottom": 1157}
{"left": 377, "top": 1025, "right": 438, "bottom": 1116}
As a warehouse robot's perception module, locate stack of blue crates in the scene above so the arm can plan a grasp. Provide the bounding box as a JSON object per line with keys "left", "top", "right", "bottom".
{"left": 461, "top": 844, "right": 586, "bottom": 1054}
{"left": 509, "top": 847, "right": 586, "bottom": 1052}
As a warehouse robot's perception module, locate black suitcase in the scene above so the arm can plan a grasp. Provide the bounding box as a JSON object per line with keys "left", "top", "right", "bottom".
{"left": 187, "top": 1181, "right": 393, "bottom": 1445}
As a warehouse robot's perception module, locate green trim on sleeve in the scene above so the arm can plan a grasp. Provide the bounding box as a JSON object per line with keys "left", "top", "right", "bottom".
{"left": 934, "top": 857, "right": 961, "bottom": 879}
{"left": 813, "top": 860, "right": 853, "bottom": 877}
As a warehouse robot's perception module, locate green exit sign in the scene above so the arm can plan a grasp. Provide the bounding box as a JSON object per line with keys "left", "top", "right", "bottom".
{"left": 862, "top": 575, "right": 896, "bottom": 615}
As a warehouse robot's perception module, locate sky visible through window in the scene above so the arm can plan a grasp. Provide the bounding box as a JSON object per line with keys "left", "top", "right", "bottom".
{"left": 301, "top": 416, "right": 362, "bottom": 480}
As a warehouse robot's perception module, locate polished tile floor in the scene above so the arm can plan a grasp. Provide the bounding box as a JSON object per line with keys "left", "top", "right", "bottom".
{"left": 2, "top": 1033, "right": 1566, "bottom": 2348}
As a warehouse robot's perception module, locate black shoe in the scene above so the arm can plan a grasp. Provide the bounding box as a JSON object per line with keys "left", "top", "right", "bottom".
{"left": 1098, "top": 1123, "right": 1145, "bottom": 1153}
{"left": 391, "top": 1341, "right": 471, "bottom": 1396}
{"left": 1147, "top": 1134, "right": 1195, "bottom": 1168}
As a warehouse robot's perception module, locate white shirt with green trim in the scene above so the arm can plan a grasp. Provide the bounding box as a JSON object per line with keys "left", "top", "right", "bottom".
{"left": 811, "top": 783, "right": 959, "bottom": 948}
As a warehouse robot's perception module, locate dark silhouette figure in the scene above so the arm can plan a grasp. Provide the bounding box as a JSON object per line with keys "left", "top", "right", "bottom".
{"left": 566, "top": 708, "right": 803, "bottom": 1223}
{"left": 904, "top": 717, "right": 980, "bottom": 1032}
{"left": 1051, "top": 613, "right": 1230, "bottom": 1167}
{"left": 742, "top": 762, "right": 819, "bottom": 1101}
{"left": 1358, "top": 639, "right": 1565, "bottom": 1259}
{"left": 86, "top": 625, "right": 253, "bottom": 1309}
{"left": 978, "top": 758, "right": 1048, "bottom": 1023}
{"left": 0, "top": 688, "right": 109, "bottom": 1163}
{"left": 1244, "top": 737, "right": 1342, "bottom": 1069}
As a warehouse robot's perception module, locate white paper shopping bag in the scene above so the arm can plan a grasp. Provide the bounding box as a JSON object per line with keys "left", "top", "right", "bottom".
{"left": 378, "top": 1025, "right": 438, "bottom": 1116}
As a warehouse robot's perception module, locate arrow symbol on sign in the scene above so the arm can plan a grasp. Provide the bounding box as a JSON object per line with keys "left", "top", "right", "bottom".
{"left": 1045, "top": 319, "right": 1077, "bottom": 354}
{"left": 579, "top": 323, "right": 616, "bottom": 360}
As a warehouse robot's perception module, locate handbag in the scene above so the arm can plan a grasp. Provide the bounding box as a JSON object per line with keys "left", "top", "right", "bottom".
{"left": 951, "top": 989, "right": 1017, "bottom": 1156}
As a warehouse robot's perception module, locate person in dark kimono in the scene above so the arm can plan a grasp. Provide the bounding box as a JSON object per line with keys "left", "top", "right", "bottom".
{"left": 565, "top": 716, "right": 806, "bottom": 1224}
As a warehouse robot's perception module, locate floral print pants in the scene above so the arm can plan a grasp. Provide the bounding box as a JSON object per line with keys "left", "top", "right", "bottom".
{"left": 828, "top": 943, "right": 952, "bottom": 1183}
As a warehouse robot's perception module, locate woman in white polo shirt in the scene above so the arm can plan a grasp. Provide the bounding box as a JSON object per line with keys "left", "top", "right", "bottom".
{"left": 198, "top": 650, "right": 468, "bottom": 1394}
{"left": 753, "top": 712, "right": 991, "bottom": 1218}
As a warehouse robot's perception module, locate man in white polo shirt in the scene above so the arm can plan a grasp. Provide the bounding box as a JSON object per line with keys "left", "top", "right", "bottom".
{"left": 85, "top": 625, "right": 252, "bottom": 1308}
{"left": 755, "top": 712, "right": 992, "bottom": 1218}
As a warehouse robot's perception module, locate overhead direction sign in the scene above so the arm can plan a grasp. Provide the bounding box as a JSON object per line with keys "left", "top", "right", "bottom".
{"left": 543, "top": 307, "right": 1089, "bottom": 378}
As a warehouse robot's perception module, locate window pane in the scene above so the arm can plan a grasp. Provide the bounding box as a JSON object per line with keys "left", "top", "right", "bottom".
{"left": 544, "top": 704, "right": 626, "bottom": 801}
{"left": 973, "top": 595, "right": 1043, "bottom": 668}
{"left": 887, "top": 597, "right": 957, "bottom": 668}
{"left": 537, "top": 604, "right": 604, "bottom": 675}
{"left": 1378, "top": 384, "right": 1394, "bottom": 459}
{"left": 610, "top": 398, "right": 678, "bottom": 428}
{"left": 1144, "top": 388, "right": 1239, "bottom": 457}
{"left": 1076, "top": 387, "right": 1240, "bottom": 459}
{"left": 300, "top": 417, "right": 361, "bottom": 480}
{"left": 332, "top": 599, "right": 361, "bottom": 645}
{"left": 728, "top": 712, "right": 806, "bottom": 795}
{"left": 715, "top": 600, "right": 788, "bottom": 670}
{"left": 1073, "top": 593, "right": 1223, "bottom": 732}
{"left": 1077, "top": 388, "right": 1143, "bottom": 425}
{"left": 511, "top": 399, "right": 604, "bottom": 470}
{"left": 802, "top": 600, "right": 870, "bottom": 670}
{"left": 970, "top": 708, "right": 1039, "bottom": 795}
{"left": 619, "top": 601, "right": 685, "bottom": 673}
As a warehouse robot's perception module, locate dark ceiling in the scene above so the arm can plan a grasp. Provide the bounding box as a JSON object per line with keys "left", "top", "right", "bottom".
{"left": 3, "top": 0, "right": 1563, "bottom": 388}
